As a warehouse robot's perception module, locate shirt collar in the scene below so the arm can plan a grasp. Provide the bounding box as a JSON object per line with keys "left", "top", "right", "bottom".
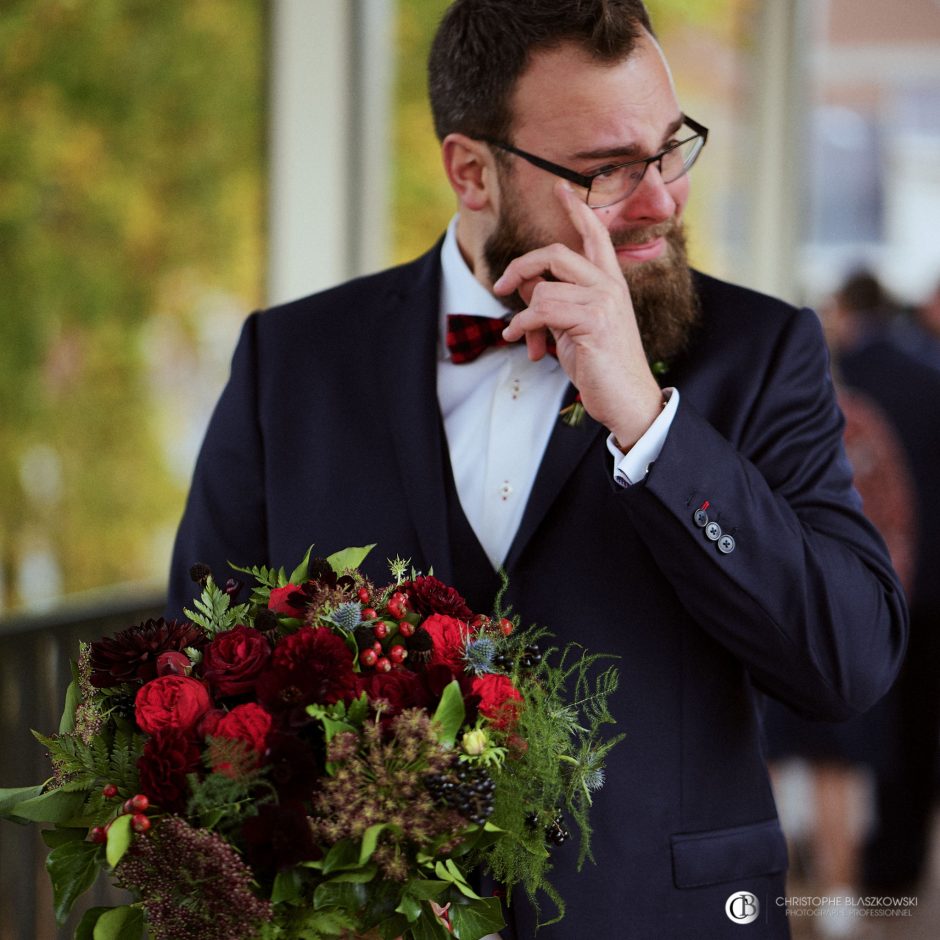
{"left": 439, "top": 215, "right": 510, "bottom": 359}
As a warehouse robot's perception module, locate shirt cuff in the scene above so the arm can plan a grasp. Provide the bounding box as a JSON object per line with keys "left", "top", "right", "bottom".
{"left": 606, "top": 388, "right": 679, "bottom": 487}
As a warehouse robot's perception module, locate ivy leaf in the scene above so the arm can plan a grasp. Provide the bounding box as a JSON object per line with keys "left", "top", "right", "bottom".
{"left": 326, "top": 544, "right": 375, "bottom": 574}
{"left": 395, "top": 893, "right": 423, "bottom": 922}
{"left": 91, "top": 904, "right": 144, "bottom": 940}
{"left": 431, "top": 681, "right": 465, "bottom": 748}
{"left": 75, "top": 906, "right": 110, "bottom": 940}
{"left": 42, "top": 827, "right": 87, "bottom": 849}
{"left": 406, "top": 910, "right": 451, "bottom": 940}
{"left": 46, "top": 839, "right": 101, "bottom": 924}
{"left": 404, "top": 879, "right": 448, "bottom": 901}
{"left": 105, "top": 813, "right": 133, "bottom": 868}
{"left": 448, "top": 897, "right": 506, "bottom": 939}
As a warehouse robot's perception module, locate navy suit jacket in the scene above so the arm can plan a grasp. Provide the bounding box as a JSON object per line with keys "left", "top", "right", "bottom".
{"left": 168, "top": 246, "right": 907, "bottom": 938}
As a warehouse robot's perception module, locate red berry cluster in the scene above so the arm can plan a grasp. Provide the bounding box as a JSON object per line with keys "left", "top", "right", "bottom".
{"left": 471, "top": 614, "right": 514, "bottom": 637}
{"left": 356, "top": 589, "right": 415, "bottom": 672}
{"left": 89, "top": 786, "right": 152, "bottom": 843}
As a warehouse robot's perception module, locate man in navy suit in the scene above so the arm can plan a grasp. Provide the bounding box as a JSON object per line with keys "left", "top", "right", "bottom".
{"left": 168, "top": 2, "right": 907, "bottom": 936}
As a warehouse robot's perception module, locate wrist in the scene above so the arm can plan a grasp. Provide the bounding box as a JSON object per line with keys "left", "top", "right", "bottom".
{"left": 610, "top": 391, "right": 667, "bottom": 452}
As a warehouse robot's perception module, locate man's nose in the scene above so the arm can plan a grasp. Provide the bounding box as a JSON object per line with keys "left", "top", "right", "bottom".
{"left": 605, "top": 160, "right": 678, "bottom": 225}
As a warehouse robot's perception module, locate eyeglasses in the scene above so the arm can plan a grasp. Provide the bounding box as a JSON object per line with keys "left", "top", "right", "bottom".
{"left": 482, "top": 115, "right": 708, "bottom": 209}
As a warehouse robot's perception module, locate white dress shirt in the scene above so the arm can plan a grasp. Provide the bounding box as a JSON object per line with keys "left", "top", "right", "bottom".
{"left": 437, "top": 216, "right": 678, "bottom": 569}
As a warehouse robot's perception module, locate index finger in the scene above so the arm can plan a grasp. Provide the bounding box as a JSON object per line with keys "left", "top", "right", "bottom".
{"left": 555, "top": 180, "right": 622, "bottom": 279}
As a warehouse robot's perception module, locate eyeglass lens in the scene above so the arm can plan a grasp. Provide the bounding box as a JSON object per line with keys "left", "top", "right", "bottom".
{"left": 586, "top": 134, "right": 704, "bottom": 208}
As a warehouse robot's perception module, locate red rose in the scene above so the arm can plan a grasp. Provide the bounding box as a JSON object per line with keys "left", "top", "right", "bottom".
{"left": 210, "top": 702, "right": 273, "bottom": 775}
{"left": 137, "top": 730, "right": 201, "bottom": 813}
{"left": 471, "top": 673, "right": 523, "bottom": 729}
{"left": 268, "top": 585, "right": 304, "bottom": 618}
{"left": 135, "top": 675, "right": 212, "bottom": 736}
{"left": 422, "top": 613, "right": 472, "bottom": 675}
{"left": 203, "top": 625, "right": 270, "bottom": 696}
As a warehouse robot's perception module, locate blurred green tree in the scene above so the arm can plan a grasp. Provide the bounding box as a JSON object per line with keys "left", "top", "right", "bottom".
{"left": 0, "top": 0, "right": 266, "bottom": 609}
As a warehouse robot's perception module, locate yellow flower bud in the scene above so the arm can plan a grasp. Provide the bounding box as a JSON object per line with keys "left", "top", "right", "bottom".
{"left": 461, "top": 728, "right": 488, "bottom": 756}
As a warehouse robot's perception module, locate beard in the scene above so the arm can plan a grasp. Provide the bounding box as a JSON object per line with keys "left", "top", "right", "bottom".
{"left": 483, "top": 193, "right": 699, "bottom": 364}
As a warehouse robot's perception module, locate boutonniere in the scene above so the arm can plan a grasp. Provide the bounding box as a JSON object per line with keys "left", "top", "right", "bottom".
{"left": 558, "top": 360, "right": 671, "bottom": 428}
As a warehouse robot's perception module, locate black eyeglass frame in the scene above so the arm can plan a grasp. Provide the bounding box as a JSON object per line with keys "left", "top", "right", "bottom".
{"left": 481, "top": 115, "right": 709, "bottom": 208}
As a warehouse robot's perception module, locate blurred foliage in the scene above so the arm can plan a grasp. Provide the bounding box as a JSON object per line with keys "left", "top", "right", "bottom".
{"left": 0, "top": 0, "right": 266, "bottom": 610}
{"left": 390, "top": 0, "right": 749, "bottom": 265}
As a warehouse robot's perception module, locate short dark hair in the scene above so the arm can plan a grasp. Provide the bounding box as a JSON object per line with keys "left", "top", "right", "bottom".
{"left": 428, "top": 0, "right": 655, "bottom": 143}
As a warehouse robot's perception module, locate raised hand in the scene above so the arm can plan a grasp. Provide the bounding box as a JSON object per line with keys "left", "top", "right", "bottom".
{"left": 495, "top": 181, "right": 664, "bottom": 449}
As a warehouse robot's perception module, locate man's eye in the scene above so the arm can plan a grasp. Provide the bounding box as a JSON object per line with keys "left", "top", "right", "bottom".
{"left": 592, "top": 164, "right": 619, "bottom": 181}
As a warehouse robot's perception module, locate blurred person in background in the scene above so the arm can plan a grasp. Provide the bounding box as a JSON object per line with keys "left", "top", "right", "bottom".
{"left": 836, "top": 273, "right": 940, "bottom": 898}
{"left": 765, "top": 270, "right": 940, "bottom": 920}
{"left": 894, "top": 276, "right": 940, "bottom": 374}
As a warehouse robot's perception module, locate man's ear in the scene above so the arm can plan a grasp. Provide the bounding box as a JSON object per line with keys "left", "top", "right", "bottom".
{"left": 441, "top": 133, "right": 498, "bottom": 213}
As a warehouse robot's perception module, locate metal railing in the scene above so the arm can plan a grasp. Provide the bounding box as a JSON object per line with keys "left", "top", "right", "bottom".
{"left": 0, "top": 586, "right": 165, "bottom": 940}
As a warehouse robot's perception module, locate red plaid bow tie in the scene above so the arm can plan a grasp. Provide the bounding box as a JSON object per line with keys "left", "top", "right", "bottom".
{"left": 445, "top": 314, "right": 556, "bottom": 364}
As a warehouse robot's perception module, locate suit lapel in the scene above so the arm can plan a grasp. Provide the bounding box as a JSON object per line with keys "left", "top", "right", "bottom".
{"left": 375, "top": 244, "right": 455, "bottom": 585}
{"left": 504, "top": 387, "right": 605, "bottom": 571}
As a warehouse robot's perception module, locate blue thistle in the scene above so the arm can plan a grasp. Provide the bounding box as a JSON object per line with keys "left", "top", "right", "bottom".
{"left": 463, "top": 635, "right": 498, "bottom": 675}
{"left": 326, "top": 601, "right": 363, "bottom": 634}
{"left": 583, "top": 766, "right": 606, "bottom": 792}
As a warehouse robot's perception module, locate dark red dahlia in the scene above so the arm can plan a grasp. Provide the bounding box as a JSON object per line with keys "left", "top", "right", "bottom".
{"left": 401, "top": 575, "right": 474, "bottom": 620}
{"left": 90, "top": 619, "right": 206, "bottom": 688}
{"left": 137, "top": 729, "right": 202, "bottom": 814}
{"left": 257, "top": 627, "right": 359, "bottom": 714}
{"left": 241, "top": 802, "right": 320, "bottom": 876}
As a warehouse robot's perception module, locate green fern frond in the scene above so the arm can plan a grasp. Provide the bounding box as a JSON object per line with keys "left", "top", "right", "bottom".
{"left": 184, "top": 576, "right": 250, "bottom": 637}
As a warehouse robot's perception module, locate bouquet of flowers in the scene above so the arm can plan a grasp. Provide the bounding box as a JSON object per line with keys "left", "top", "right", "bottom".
{"left": 0, "top": 545, "right": 621, "bottom": 940}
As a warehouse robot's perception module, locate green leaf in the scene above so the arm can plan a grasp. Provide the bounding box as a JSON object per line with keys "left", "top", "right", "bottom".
{"left": 406, "top": 910, "right": 452, "bottom": 940}
{"left": 405, "top": 879, "right": 449, "bottom": 900}
{"left": 448, "top": 897, "right": 506, "bottom": 939}
{"left": 326, "top": 544, "right": 375, "bottom": 574}
{"left": 271, "top": 868, "right": 303, "bottom": 904}
{"left": 395, "top": 893, "right": 423, "bottom": 922}
{"left": 105, "top": 813, "right": 133, "bottom": 868}
{"left": 92, "top": 904, "right": 145, "bottom": 940}
{"left": 75, "top": 906, "right": 110, "bottom": 940}
{"left": 288, "top": 545, "right": 314, "bottom": 584}
{"left": 431, "top": 681, "right": 466, "bottom": 748}
{"left": 313, "top": 878, "right": 367, "bottom": 912}
{"left": 323, "top": 866, "right": 376, "bottom": 884}
{"left": 446, "top": 860, "right": 482, "bottom": 900}
{"left": 346, "top": 690, "right": 370, "bottom": 726}
{"left": 46, "top": 839, "right": 101, "bottom": 925}
{"left": 10, "top": 786, "right": 87, "bottom": 824}
{"left": 59, "top": 678, "right": 80, "bottom": 734}
{"left": 0, "top": 784, "right": 44, "bottom": 821}
{"left": 359, "top": 822, "right": 390, "bottom": 864}
{"left": 321, "top": 838, "right": 360, "bottom": 874}
{"left": 42, "top": 827, "right": 87, "bottom": 849}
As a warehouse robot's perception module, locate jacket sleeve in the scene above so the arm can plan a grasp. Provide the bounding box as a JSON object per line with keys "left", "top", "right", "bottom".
{"left": 618, "top": 307, "right": 908, "bottom": 721}
{"left": 166, "top": 313, "right": 268, "bottom": 617}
